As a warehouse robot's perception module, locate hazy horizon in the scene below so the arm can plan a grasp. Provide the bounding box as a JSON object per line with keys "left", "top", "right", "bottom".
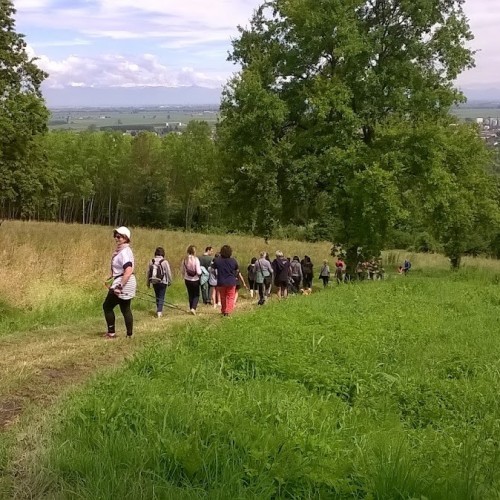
{"left": 42, "top": 84, "right": 500, "bottom": 109}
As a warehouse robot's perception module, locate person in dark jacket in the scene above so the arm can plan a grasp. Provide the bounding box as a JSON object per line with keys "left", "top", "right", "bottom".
{"left": 272, "top": 250, "right": 291, "bottom": 299}
{"left": 199, "top": 246, "right": 213, "bottom": 304}
{"left": 212, "top": 244, "right": 239, "bottom": 316}
{"left": 301, "top": 255, "right": 314, "bottom": 289}
{"left": 247, "top": 257, "right": 257, "bottom": 298}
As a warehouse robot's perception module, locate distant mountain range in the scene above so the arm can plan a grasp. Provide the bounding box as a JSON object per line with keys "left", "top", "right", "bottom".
{"left": 41, "top": 84, "right": 500, "bottom": 108}
{"left": 42, "top": 85, "right": 223, "bottom": 108}
{"left": 460, "top": 87, "right": 500, "bottom": 103}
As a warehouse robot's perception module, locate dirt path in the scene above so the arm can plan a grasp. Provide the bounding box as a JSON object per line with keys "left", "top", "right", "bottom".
{"left": 0, "top": 302, "right": 240, "bottom": 430}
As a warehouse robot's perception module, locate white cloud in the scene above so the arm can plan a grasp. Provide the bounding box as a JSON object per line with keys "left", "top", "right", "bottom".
{"left": 15, "top": 0, "right": 258, "bottom": 46}
{"left": 15, "top": 0, "right": 500, "bottom": 91}
{"left": 32, "top": 50, "right": 226, "bottom": 88}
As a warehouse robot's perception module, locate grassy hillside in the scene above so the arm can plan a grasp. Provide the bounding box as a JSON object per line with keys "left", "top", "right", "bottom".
{"left": 0, "top": 220, "right": 335, "bottom": 334}
{"left": 2, "top": 220, "right": 500, "bottom": 498}
{"left": 14, "top": 272, "right": 500, "bottom": 499}
{"left": 1, "top": 220, "right": 497, "bottom": 326}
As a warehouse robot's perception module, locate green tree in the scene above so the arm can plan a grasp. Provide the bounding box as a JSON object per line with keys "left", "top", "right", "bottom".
{"left": 164, "top": 121, "right": 218, "bottom": 230}
{"left": 218, "top": 0, "right": 497, "bottom": 269}
{"left": 0, "top": 0, "right": 49, "bottom": 218}
{"left": 397, "top": 122, "right": 499, "bottom": 267}
{"left": 124, "top": 132, "right": 167, "bottom": 228}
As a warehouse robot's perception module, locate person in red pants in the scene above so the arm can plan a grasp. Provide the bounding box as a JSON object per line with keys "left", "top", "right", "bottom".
{"left": 212, "top": 245, "right": 239, "bottom": 316}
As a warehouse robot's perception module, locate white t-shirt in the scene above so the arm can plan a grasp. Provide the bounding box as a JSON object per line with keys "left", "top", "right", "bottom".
{"left": 111, "top": 246, "right": 136, "bottom": 299}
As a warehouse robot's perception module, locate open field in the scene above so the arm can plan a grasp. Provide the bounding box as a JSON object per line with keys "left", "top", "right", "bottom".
{"left": 452, "top": 107, "right": 500, "bottom": 121}
{"left": 48, "top": 107, "right": 219, "bottom": 131}
{"left": 1, "top": 221, "right": 500, "bottom": 498}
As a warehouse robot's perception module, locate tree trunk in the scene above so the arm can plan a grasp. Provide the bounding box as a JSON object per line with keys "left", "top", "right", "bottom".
{"left": 109, "top": 196, "right": 112, "bottom": 226}
{"left": 345, "top": 245, "right": 359, "bottom": 280}
{"left": 88, "top": 196, "right": 95, "bottom": 224}
{"left": 450, "top": 255, "right": 461, "bottom": 270}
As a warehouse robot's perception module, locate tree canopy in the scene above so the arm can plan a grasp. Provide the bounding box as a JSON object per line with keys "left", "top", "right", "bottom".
{"left": 0, "top": 0, "right": 49, "bottom": 218}
{"left": 217, "top": 0, "right": 497, "bottom": 267}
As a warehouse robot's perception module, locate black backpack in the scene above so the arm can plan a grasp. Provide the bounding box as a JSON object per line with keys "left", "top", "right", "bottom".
{"left": 148, "top": 258, "right": 165, "bottom": 284}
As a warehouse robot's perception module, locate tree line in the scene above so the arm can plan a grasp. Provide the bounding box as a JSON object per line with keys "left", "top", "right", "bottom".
{"left": 1, "top": 123, "right": 219, "bottom": 231}
{"left": 2, "top": 0, "right": 500, "bottom": 269}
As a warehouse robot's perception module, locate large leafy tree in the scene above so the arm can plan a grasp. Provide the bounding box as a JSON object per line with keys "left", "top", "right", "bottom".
{"left": 218, "top": 0, "right": 497, "bottom": 267}
{"left": 0, "top": 0, "right": 49, "bottom": 218}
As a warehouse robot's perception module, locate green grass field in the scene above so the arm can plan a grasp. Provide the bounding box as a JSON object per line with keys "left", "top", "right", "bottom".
{"left": 49, "top": 108, "right": 219, "bottom": 131}
{"left": 1, "top": 221, "right": 500, "bottom": 498}
{"left": 10, "top": 271, "right": 500, "bottom": 499}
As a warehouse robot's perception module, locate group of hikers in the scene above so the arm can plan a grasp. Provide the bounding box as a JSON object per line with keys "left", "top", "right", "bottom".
{"left": 103, "top": 226, "right": 411, "bottom": 339}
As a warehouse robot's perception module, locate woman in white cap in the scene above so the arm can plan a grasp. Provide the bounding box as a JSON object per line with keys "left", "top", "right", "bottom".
{"left": 103, "top": 226, "right": 136, "bottom": 339}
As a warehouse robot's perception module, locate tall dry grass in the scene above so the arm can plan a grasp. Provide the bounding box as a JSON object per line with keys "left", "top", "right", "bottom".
{"left": 384, "top": 249, "right": 500, "bottom": 272}
{"left": 0, "top": 221, "right": 330, "bottom": 309}
{"left": 2, "top": 220, "right": 500, "bottom": 309}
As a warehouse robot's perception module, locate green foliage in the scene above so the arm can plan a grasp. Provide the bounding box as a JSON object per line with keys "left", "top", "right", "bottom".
{"left": 164, "top": 121, "right": 219, "bottom": 230}
{"left": 28, "top": 274, "right": 500, "bottom": 498}
{"left": 0, "top": 0, "right": 49, "bottom": 218}
{"left": 217, "top": 0, "right": 499, "bottom": 266}
{"left": 35, "top": 124, "right": 219, "bottom": 229}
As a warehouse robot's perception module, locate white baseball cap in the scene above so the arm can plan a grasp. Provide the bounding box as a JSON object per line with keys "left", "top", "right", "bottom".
{"left": 113, "top": 226, "right": 131, "bottom": 240}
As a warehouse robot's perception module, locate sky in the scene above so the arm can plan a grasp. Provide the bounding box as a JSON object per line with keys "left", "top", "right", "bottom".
{"left": 11, "top": 0, "right": 500, "bottom": 102}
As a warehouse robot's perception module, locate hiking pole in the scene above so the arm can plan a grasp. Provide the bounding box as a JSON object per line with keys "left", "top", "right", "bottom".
{"left": 135, "top": 290, "right": 158, "bottom": 302}
{"left": 135, "top": 290, "right": 192, "bottom": 315}
{"left": 164, "top": 302, "right": 191, "bottom": 314}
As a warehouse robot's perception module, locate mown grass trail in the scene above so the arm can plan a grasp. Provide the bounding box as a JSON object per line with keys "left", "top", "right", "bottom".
{"left": 0, "top": 298, "right": 255, "bottom": 497}
{"left": 5, "top": 272, "right": 500, "bottom": 499}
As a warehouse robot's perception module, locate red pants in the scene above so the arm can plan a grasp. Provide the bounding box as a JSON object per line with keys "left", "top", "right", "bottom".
{"left": 218, "top": 285, "right": 236, "bottom": 315}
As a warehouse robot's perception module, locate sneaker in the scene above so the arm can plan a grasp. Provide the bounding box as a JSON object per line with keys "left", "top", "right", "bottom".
{"left": 190, "top": 308, "right": 196, "bottom": 315}
{"left": 157, "top": 311, "right": 163, "bottom": 318}
{"left": 104, "top": 333, "right": 116, "bottom": 339}
{"left": 126, "top": 334, "right": 132, "bottom": 339}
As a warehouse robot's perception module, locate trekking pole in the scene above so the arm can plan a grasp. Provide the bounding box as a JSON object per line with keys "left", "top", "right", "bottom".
{"left": 163, "top": 301, "right": 191, "bottom": 314}
{"left": 134, "top": 290, "right": 158, "bottom": 301}
{"left": 135, "top": 290, "right": 192, "bottom": 315}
